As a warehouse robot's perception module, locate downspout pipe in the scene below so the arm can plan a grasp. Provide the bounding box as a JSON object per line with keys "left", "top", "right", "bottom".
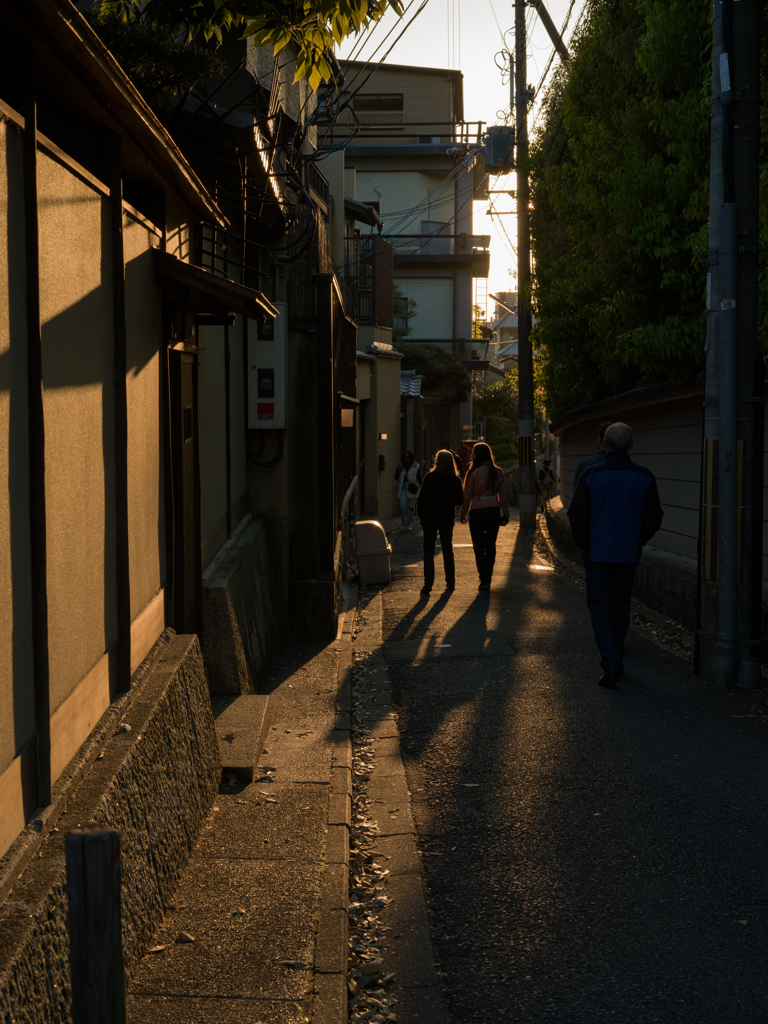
{"left": 711, "top": 202, "right": 738, "bottom": 687}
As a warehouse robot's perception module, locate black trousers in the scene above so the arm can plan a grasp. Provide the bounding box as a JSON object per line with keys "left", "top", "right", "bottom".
{"left": 422, "top": 520, "right": 456, "bottom": 588}
{"left": 468, "top": 511, "right": 501, "bottom": 585}
{"left": 584, "top": 562, "right": 637, "bottom": 670}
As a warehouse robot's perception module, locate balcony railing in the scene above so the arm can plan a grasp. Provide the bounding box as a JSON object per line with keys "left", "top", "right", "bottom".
{"left": 385, "top": 233, "right": 491, "bottom": 258}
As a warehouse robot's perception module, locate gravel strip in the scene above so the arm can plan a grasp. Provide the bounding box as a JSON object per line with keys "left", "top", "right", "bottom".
{"left": 346, "top": 650, "right": 398, "bottom": 1024}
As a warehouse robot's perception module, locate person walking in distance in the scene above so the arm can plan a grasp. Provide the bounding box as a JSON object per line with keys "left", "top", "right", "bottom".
{"left": 416, "top": 450, "right": 464, "bottom": 595}
{"left": 460, "top": 442, "right": 509, "bottom": 591}
{"left": 538, "top": 459, "right": 557, "bottom": 508}
{"left": 572, "top": 421, "right": 612, "bottom": 492}
{"left": 567, "top": 422, "right": 663, "bottom": 687}
{"left": 442, "top": 441, "right": 464, "bottom": 477}
{"left": 395, "top": 450, "right": 421, "bottom": 531}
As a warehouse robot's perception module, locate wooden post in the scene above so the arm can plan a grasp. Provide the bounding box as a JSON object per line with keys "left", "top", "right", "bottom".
{"left": 66, "top": 824, "right": 126, "bottom": 1024}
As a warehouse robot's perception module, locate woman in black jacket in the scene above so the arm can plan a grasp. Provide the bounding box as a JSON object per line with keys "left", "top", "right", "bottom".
{"left": 416, "top": 450, "right": 465, "bottom": 595}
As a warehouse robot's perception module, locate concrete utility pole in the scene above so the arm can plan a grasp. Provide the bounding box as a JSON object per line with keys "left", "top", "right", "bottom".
{"left": 699, "top": 0, "right": 761, "bottom": 686}
{"left": 512, "top": 0, "right": 568, "bottom": 527}
{"left": 515, "top": 0, "right": 536, "bottom": 526}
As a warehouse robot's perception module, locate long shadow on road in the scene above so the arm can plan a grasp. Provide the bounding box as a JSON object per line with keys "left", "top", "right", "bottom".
{"left": 379, "top": 521, "right": 768, "bottom": 1024}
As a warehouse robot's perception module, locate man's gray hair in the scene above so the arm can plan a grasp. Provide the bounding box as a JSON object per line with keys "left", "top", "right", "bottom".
{"left": 604, "top": 422, "right": 633, "bottom": 451}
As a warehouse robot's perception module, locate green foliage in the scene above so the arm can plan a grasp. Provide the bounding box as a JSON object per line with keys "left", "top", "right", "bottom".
{"left": 393, "top": 283, "right": 417, "bottom": 346}
{"left": 98, "top": 0, "right": 404, "bottom": 90}
{"left": 473, "top": 372, "right": 518, "bottom": 458}
{"left": 473, "top": 372, "right": 518, "bottom": 420}
{"left": 472, "top": 369, "right": 547, "bottom": 456}
{"left": 529, "top": 0, "right": 768, "bottom": 420}
{"left": 85, "top": 10, "right": 225, "bottom": 107}
{"left": 397, "top": 343, "right": 471, "bottom": 404}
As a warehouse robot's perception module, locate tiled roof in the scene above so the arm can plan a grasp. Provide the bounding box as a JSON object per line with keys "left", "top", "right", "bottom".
{"left": 492, "top": 311, "right": 518, "bottom": 330}
{"left": 400, "top": 369, "right": 423, "bottom": 396}
{"left": 498, "top": 341, "right": 518, "bottom": 357}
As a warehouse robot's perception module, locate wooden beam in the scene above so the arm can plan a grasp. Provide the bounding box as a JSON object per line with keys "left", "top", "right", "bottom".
{"left": 106, "top": 134, "right": 132, "bottom": 692}
{"left": 22, "top": 48, "right": 51, "bottom": 807}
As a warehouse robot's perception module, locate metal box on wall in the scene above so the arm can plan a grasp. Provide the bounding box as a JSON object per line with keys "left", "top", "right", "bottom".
{"left": 247, "top": 303, "right": 287, "bottom": 428}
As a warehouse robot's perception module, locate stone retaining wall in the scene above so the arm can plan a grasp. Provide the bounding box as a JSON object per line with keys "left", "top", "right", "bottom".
{"left": 0, "top": 635, "right": 220, "bottom": 1023}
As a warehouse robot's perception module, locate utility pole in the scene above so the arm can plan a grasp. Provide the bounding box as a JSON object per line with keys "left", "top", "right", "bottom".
{"left": 512, "top": 0, "right": 568, "bottom": 528}
{"left": 515, "top": 0, "right": 536, "bottom": 527}
{"left": 699, "top": 0, "right": 761, "bottom": 686}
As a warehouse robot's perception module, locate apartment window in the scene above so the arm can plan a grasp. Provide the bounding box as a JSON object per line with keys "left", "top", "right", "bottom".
{"left": 353, "top": 94, "right": 404, "bottom": 128}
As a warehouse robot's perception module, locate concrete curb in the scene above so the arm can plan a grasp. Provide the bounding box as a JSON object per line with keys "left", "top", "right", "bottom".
{"left": 312, "top": 584, "right": 357, "bottom": 1024}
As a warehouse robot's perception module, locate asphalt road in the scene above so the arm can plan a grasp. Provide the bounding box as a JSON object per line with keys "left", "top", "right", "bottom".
{"left": 380, "top": 516, "right": 768, "bottom": 1023}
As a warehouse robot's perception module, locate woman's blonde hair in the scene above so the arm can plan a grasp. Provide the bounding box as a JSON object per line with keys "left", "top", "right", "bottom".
{"left": 433, "top": 450, "right": 458, "bottom": 476}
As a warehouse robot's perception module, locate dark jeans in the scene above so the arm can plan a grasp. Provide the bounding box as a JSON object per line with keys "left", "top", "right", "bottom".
{"left": 423, "top": 520, "right": 456, "bottom": 588}
{"left": 468, "top": 511, "right": 501, "bottom": 585}
{"left": 584, "top": 562, "right": 637, "bottom": 670}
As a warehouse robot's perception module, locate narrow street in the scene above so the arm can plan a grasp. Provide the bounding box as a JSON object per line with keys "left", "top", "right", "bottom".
{"left": 363, "top": 516, "right": 768, "bottom": 1023}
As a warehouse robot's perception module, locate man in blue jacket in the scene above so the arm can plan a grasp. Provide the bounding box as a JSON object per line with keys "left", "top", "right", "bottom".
{"left": 567, "top": 422, "right": 663, "bottom": 687}
{"left": 572, "top": 421, "right": 612, "bottom": 491}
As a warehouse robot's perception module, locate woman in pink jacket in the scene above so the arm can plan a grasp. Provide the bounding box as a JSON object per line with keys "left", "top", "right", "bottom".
{"left": 460, "top": 443, "right": 509, "bottom": 591}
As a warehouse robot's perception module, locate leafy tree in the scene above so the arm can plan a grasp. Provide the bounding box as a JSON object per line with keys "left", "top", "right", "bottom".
{"left": 393, "top": 283, "right": 417, "bottom": 346}
{"left": 397, "top": 343, "right": 471, "bottom": 404}
{"left": 473, "top": 372, "right": 518, "bottom": 459}
{"left": 472, "top": 368, "right": 548, "bottom": 459}
{"left": 84, "top": 10, "right": 225, "bottom": 107}
{"left": 98, "top": 0, "right": 405, "bottom": 90}
{"left": 528, "top": 0, "right": 768, "bottom": 420}
{"left": 471, "top": 303, "right": 485, "bottom": 339}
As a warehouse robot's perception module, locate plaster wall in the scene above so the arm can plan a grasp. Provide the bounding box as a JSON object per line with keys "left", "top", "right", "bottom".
{"left": 396, "top": 277, "right": 454, "bottom": 339}
{"left": 340, "top": 66, "right": 457, "bottom": 135}
{"left": 197, "top": 325, "right": 228, "bottom": 552}
{"left": 230, "top": 315, "right": 249, "bottom": 512}
{"left": 124, "top": 214, "right": 164, "bottom": 619}
{"left": 37, "top": 152, "right": 117, "bottom": 716}
{"left": 373, "top": 353, "right": 403, "bottom": 519}
{"left": 356, "top": 170, "right": 450, "bottom": 232}
{"left": 0, "top": 121, "right": 33, "bottom": 775}
{"left": 165, "top": 196, "right": 191, "bottom": 261}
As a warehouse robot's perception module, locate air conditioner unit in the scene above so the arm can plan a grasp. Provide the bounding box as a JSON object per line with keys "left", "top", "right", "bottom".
{"left": 417, "top": 135, "right": 441, "bottom": 144}
{"left": 471, "top": 349, "right": 482, "bottom": 359}
{"left": 248, "top": 303, "right": 287, "bottom": 429}
{"left": 485, "top": 125, "right": 515, "bottom": 173}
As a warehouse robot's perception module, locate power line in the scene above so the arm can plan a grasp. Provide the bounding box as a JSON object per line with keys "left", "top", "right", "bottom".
{"left": 340, "top": 0, "right": 426, "bottom": 101}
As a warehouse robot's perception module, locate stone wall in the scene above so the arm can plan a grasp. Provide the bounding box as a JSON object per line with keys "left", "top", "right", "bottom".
{"left": 0, "top": 635, "right": 220, "bottom": 1023}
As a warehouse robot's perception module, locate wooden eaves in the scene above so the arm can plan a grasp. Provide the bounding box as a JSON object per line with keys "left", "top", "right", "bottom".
{"left": 3, "top": 0, "right": 227, "bottom": 227}
{"left": 153, "top": 249, "right": 279, "bottom": 323}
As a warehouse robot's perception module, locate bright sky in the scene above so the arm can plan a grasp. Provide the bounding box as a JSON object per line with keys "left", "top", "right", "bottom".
{"left": 337, "top": 0, "right": 587, "bottom": 320}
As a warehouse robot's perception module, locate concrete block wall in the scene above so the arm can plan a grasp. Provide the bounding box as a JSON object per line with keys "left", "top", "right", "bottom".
{"left": 203, "top": 517, "right": 290, "bottom": 694}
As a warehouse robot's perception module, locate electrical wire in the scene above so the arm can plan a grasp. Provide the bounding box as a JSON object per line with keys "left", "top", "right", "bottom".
{"left": 339, "top": 0, "right": 420, "bottom": 98}
{"left": 347, "top": 151, "right": 486, "bottom": 280}
{"left": 333, "top": 162, "right": 480, "bottom": 275}
{"left": 530, "top": 0, "right": 577, "bottom": 130}
{"left": 338, "top": 0, "right": 433, "bottom": 113}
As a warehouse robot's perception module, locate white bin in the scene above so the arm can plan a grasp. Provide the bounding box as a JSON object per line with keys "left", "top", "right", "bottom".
{"left": 354, "top": 520, "right": 392, "bottom": 585}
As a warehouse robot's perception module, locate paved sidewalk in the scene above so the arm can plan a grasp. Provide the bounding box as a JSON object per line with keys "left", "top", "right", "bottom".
{"left": 375, "top": 517, "right": 768, "bottom": 1023}
{"left": 127, "top": 601, "right": 356, "bottom": 1024}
